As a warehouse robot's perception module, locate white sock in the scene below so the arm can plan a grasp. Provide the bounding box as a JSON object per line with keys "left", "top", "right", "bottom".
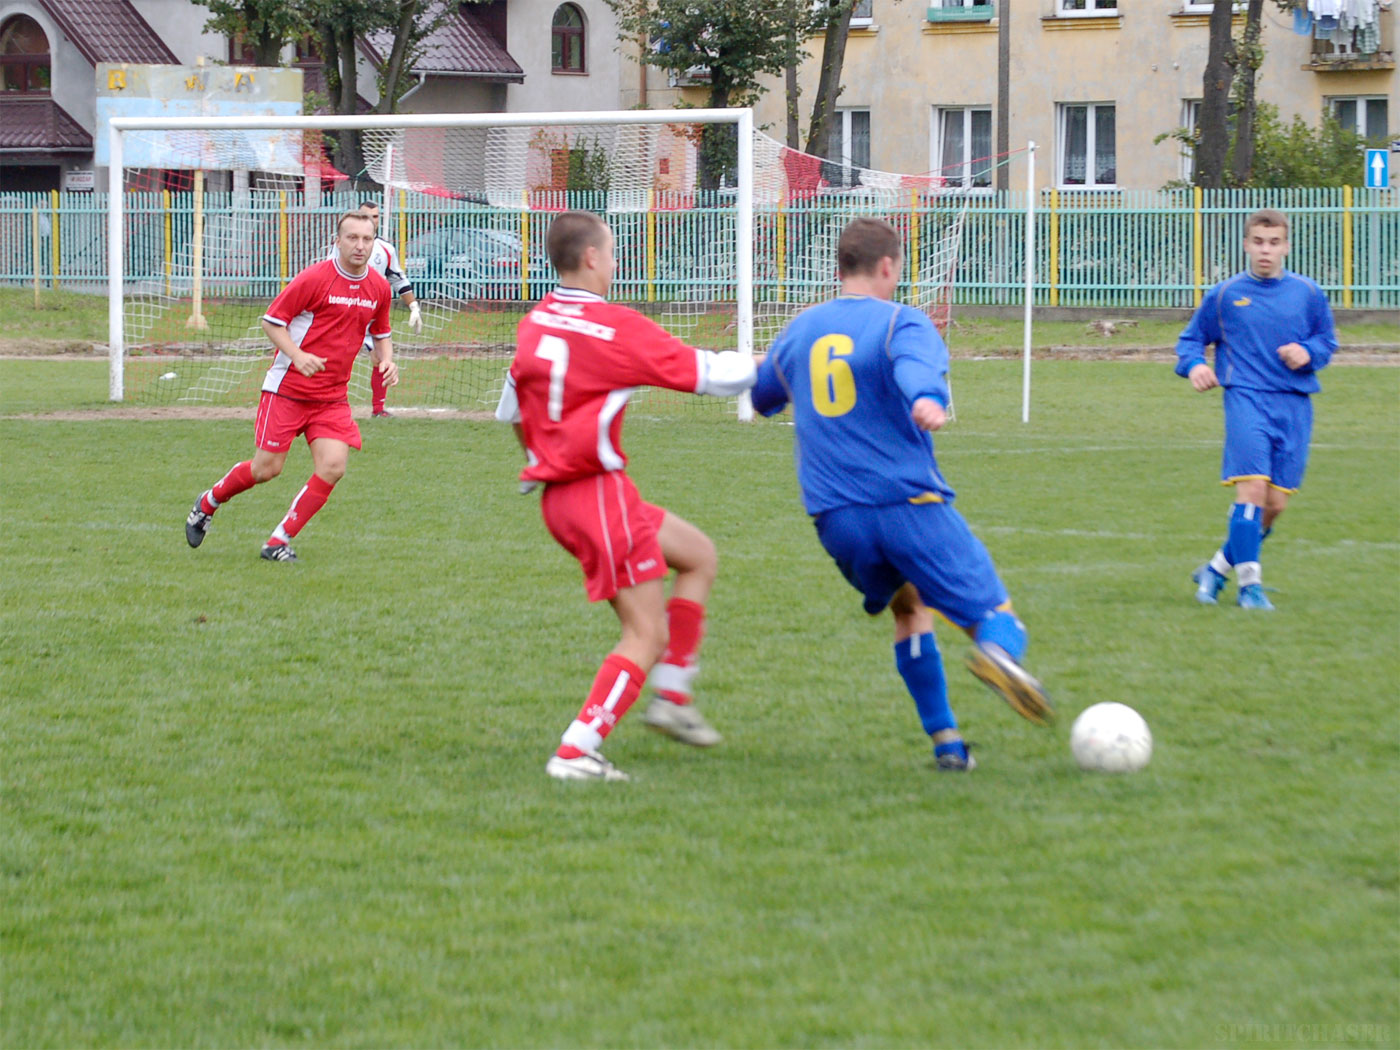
{"left": 560, "top": 720, "right": 602, "bottom": 754}
{"left": 1209, "top": 549, "right": 1232, "bottom": 576}
{"left": 1237, "top": 561, "right": 1262, "bottom": 587}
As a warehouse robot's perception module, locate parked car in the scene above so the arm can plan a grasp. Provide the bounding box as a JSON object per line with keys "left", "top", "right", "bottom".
{"left": 402, "top": 226, "right": 548, "bottom": 300}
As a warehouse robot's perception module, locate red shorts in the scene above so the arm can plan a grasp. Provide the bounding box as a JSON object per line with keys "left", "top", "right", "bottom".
{"left": 540, "top": 472, "right": 668, "bottom": 602}
{"left": 254, "top": 392, "right": 362, "bottom": 453}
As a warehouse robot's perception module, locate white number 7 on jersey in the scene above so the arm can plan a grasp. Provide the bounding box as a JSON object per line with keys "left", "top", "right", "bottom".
{"left": 536, "top": 334, "right": 570, "bottom": 422}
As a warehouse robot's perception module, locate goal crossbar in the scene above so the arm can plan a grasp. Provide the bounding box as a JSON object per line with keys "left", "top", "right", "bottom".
{"left": 105, "top": 108, "right": 756, "bottom": 408}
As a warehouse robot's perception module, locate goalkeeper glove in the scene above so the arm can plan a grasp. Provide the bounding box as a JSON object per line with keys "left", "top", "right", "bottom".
{"left": 407, "top": 301, "right": 423, "bottom": 334}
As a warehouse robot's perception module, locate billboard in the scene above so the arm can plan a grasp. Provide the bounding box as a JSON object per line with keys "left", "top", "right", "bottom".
{"left": 95, "top": 63, "right": 303, "bottom": 170}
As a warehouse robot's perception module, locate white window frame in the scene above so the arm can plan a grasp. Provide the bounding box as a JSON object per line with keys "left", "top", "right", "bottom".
{"left": 1056, "top": 101, "right": 1117, "bottom": 189}
{"left": 851, "top": 0, "right": 874, "bottom": 27}
{"left": 1328, "top": 96, "right": 1389, "bottom": 142}
{"left": 831, "top": 108, "right": 871, "bottom": 170}
{"left": 1057, "top": 0, "right": 1119, "bottom": 15}
{"left": 1181, "top": 1, "right": 1243, "bottom": 12}
{"left": 932, "top": 105, "right": 994, "bottom": 192}
{"left": 1180, "top": 99, "right": 1201, "bottom": 182}
{"left": 930, "top": 0, "right": 987, "bottom": 7}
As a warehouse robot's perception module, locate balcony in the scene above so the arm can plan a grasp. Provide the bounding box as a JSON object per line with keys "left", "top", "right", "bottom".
{"left": 927, "top": 3, "right": 994, "bottom": 23}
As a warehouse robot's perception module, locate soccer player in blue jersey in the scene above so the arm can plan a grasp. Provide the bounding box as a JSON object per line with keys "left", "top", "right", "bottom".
{"left": 1176, "top": 208, "right": 1337, "bottom": 611}
{"left": 751, "top": 217, "right": 1052, "bottom": 772}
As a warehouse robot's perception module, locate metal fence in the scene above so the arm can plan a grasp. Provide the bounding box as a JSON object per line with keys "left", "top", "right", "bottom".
{"left": 2, "top": 186, "right": 1396, "bottom": 308}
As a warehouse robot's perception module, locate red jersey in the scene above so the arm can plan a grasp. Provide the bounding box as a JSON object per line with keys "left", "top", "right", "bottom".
{"left": 261, "top": 258, "right": 392, "bottom": 402}
{"left": 509, "top": 288, "right": 703, "bottom": 482}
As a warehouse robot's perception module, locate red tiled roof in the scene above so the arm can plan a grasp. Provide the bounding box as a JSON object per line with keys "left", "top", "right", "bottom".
{"left": 37, "top": 0, "right": 178, "bottom": 65}
{"left": 364, "top": 5, "right": 523, "bottom": 81}
{"left": 0, "top": 96, "right": 94, "bottom": 152}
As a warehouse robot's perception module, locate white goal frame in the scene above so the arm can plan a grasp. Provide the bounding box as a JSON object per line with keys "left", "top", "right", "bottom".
{"left": 105, "top": 108, "right": 756, "bottom": 413}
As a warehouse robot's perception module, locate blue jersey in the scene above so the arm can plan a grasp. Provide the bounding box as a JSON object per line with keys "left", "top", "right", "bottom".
{"left": 1175, "top": 269, "right": 1336, "bottom": 394}
{"left": 752, "top": 295, "right": 954, "bottom": 515}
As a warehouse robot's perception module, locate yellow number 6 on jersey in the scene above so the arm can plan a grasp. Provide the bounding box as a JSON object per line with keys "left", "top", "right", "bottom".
{"left": 809, "top": 334, "right": 856, "bottom": 417}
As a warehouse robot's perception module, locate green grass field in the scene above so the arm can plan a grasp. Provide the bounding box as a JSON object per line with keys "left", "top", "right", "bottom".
{"left": 2, "top": 358, "right": 1397, "bottom": 1048}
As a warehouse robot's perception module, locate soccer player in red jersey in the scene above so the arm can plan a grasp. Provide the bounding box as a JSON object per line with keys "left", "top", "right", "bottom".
{"left": 184, "top": 210, "right": 396, "bottom": 563}
{"left": 496, "top": 210, "right": 756, "bottom": 781}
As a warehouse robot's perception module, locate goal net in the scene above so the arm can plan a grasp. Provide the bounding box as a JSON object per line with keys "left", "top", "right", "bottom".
{"left": 109, "top": 110, "right": 970, "bottom": 417}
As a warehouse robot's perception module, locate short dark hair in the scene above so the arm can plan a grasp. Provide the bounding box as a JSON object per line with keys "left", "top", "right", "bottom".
{"left": 1245, "top": 208, "right": 1289, "bottom": 236}
{"left": 547, "top": 210, "right": 609, "bottom": 273}
{"left": 838, "top": 217, "right": 902, "bottom": 278}
{"left": 358, "top": 200, "right": 381, "bottom": 212}
{"left": 337, "top": 211, "right": 375, "bottom": 235}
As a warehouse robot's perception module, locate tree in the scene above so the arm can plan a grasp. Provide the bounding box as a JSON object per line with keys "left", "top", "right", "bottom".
{"left": 1228, "top": 0, "right": 1265, "bottom": 186}
{"left": 1195, "top": 0, "right": 1237, "bottom": 188}
{"left": 804, "top": 0, "right": 855, "bottom": 161}
{"left": 608, "top": 0, "right": 841, "bottom": 186}
{"left": 1250, "top": 104, "right": 1375, "bottom": 187}
{"left": 193, "top": 0, "right": 308, "bottom": 65}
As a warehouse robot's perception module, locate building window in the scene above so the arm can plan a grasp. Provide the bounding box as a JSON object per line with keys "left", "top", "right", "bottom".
{"left": 1329, "top": 96, "right": 1389, "bottom": 142}
{"left": 1058, "top": 102, "right": 1116, "bottom": 187}
{"left": 936, "top": 107, "right": 993, "bottom": 189}
{"left": 552, "top": 4, "right": 585, "bottom": 73}
{"left": 1181, "top": 2, "right": 1242, "bottom": 11}
{"left": 1180, "top": 99, "right": 1201, "bottom": 181}
{"left": 851, "top": 0, "right": 874, "bottom": 27}
{"left": 1059, "top": 0, "right": 1118, "bottom": 14}
{"left": 1, "top": 15, "right": 51, "bottom": 94}
{"left": 831, "top": 109, "right": 871, "bottom": 168}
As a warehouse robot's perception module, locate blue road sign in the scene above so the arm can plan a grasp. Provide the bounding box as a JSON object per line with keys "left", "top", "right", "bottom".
{"left": 1364, "top": 149, "right": 1389, "bottom": 189}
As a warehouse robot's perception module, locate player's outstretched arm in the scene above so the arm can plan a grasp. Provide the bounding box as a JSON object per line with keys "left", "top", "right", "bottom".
{"left": 694, "top": 350, "right": 756, "bottom": 397}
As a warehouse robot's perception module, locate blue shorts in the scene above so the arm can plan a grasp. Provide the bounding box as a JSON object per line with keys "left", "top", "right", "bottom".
{"left": 814, "top": 500, "right": 1009, "bottom": 629}
{"left": 1222, "top": 387, "right": 1313, "bottom": 492}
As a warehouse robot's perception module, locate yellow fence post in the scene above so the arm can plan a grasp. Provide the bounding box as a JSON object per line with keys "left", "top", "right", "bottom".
{"left": 521, "top": 190, "right": 530, "bottom": 301}
{"left": 1192, "top": 186, "right": 1204, "bottom": 307}
{"left": 49, "top": 188, "right": 60, "bottom": 288}
{"left": 187, "top": 170, "right": 208, "bottom": 330}
{"left": 1342, "top": 184, "right": 1353, "bottom": 309}
{"left": 163, "top": 189, "right": 172, "bottom": 297}
{"left": 776, "top": 198, "right": 786, "bottom": 304}
{"left": 1049, "top": 188, "right": 1060, "bottom": 307}
{"left": 397, "top": 189, "right": 407, "bottom": 260}
{"left": 908, "top": 189, "right": 920, "bottom": 300}
{"left": 279, "top": 190, "right": 289, "bottom": 282}
{"left": 646, "top": 189, "right": 656, "bottom": 302}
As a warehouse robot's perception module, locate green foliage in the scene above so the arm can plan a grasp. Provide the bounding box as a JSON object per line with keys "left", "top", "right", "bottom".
{"left": 1249, "top": 103, "right": 1381, "bottom": 188}
{"left": 2, "top": 360, "right": 1399, "bottom": 1047}
{"left": 192, "top": 0, "right": 309, "bottom": 65}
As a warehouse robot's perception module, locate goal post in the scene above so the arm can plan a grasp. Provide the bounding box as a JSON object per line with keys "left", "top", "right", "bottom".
{"left": 106, "top": 107, "right": 756, "bottom": 405}
{"left": 105, "top": 108, "right": 977, "bottom": 420}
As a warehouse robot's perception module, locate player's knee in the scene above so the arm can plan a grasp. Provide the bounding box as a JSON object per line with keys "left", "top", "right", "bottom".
{"left": 317, "top": 462, "right": 347, "bottom": 485}
{"left": 251, "top": 460, "right": 282, "bottom": 483}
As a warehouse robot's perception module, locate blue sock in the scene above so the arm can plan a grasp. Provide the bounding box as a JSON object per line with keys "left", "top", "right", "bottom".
{"left": 973, "top": 608, "right": 1027, "bottom": 662}
{"left": 1228, "top": 502, "right": 1263, "bottom": 567}
{"left": 895, "top": 632, "right": 955, "bottom": 736}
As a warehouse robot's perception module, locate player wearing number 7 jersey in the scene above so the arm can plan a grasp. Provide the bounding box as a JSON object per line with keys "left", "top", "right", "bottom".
{"left": 495, "top": 211, "right": 756, "bottom": 782}
{"left": 751, "top": 217, "right": 1052, "bottom": 772}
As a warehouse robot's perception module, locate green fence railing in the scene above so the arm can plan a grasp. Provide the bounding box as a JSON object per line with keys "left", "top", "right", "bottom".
{"left": 2, "top": 186, "right": 1395, "bottom": 309}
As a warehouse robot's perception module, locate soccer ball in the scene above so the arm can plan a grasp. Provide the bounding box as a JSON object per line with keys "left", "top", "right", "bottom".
{"left": 1070, "top": 702, "right": 1153, "bottom": 773}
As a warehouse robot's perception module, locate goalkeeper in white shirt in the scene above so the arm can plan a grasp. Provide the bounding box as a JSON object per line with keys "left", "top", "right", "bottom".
{"left": 332, "top": 201, "right": 422, "bottom": 416}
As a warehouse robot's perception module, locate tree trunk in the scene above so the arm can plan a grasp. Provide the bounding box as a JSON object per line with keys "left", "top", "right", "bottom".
{"left": 320, "top": 20, "right": 365, "bottom": 182}
{"left": 1196, "top": 0, "right": 1236, "bottom": 188}
{"left": 804, "top": 1, "right": 854, "bottom": 160}
{"left": 699, "top": 77, "right": 733, "bottom": 190}
{"left": 377, "top": 0, "right": 418, "bottom": 115}
{"left": 1229, "top": 0, "right": 1265, "bottom": 186}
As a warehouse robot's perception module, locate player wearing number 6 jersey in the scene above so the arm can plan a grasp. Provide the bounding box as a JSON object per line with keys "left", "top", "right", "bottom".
{"left": 496, "top": 211, "right": 756, "bottom": 782}
{"left": 751, "top": 217, "right": 1052, "bottom": 772}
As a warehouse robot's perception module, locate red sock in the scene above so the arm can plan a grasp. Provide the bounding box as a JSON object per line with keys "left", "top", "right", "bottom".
{"left": 205, "top": 460, "right": 256, "bottom": 512}
{"left": 654, "top": 598, "right": 706, "bottom": 705}
{"left": 370, "top": 364, "right": 387, "bottom": 414}
{"left": 557, "top": 654, "right": 645, "bottom": 757}
{"left": 273, "top": 474, "right": 335, "bottom": 541}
